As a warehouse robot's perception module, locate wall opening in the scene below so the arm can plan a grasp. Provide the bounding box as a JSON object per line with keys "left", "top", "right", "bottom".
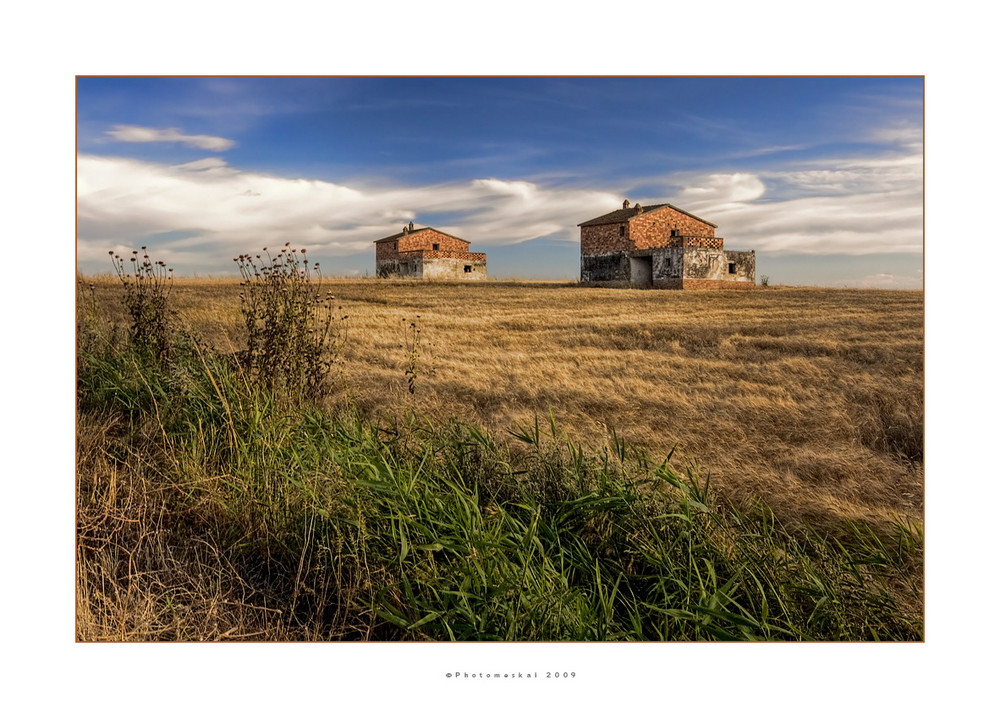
{"left": 464, "top": 265, "right": 472, "bottom": 273}
{"left": 728, "top": 262, "right": 736, "bottom": 274}
{"left": 629, "top": 256, "right": 653, "bottom": 288}
{"left": 433, "top": 243, "right": 440, "bottom": 250}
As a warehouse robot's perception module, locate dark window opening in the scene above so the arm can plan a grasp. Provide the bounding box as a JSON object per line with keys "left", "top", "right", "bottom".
{"left": 728, "top": 262, "right": 736, "bottom": 274}
{"left": 433, "top": 243, "right": 440, "bottom": 250}
{"left": 665, "top": 257, "right": 672, "bottom": 268}
{"left": 464, "top": 265, "right": 472, "bottom": 273}
{"left": 670, "top": 229, "right": 680, "bottom": 237}
{"left": 619, "top": 225, "right": 625, "bottom": 237}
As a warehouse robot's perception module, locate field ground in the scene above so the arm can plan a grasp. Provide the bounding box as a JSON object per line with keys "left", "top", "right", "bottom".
{"left": 76, "top": 277, "right": 924, "bottom": 640}
{"left": 124, "top": 278, "right": 923, "bottom": 534}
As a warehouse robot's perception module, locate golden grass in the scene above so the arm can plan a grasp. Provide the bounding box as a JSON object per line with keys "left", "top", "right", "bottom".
{"left": 80, "top": 276, "right": 923, "bottom": 537}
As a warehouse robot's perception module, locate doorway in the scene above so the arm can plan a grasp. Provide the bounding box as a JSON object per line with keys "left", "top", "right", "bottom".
{"left": 629, "top": 256, "right": 653, "bottom": 288}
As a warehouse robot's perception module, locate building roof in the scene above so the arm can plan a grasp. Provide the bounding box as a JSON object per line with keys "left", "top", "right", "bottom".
{"left": 373, "top": 226, "right": 470, "bottom": 244}
{"left": 577, "top": 203, "right": 717, "bottom": 228}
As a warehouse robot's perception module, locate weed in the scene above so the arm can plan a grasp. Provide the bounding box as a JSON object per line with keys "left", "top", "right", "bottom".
{"left": 403, "top": 316, "right": 422, "bottom": 395}
{"left": 109, "top": 247, "right": 174, "bottom": 360}
{"left": 234, "top": 244, "right": 346, "bottom": 400}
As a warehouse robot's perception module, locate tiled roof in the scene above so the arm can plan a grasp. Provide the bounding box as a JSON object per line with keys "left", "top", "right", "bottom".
{"left": 578, "top": 203, "right": 717, "bottom": 228}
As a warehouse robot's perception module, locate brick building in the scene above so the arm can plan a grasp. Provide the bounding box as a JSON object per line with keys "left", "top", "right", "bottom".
{"left": 579, "top": 201, "right": 755, "bottom": 289}
{"left": 374, "top": 222, "right": 487, "bottom": 280}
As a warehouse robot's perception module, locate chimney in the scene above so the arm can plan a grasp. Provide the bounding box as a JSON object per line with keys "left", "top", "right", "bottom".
{"left": 402, "top": 225, "right": 408, "bottom": 235}
{"left": 634, "top": 203, "right": 642, "bottom": 213}
{"left": 622, "top": 199, "right": 630, "bottom": 209}
{"left": 408, "top": 221, "right": 414, "bottom": 231}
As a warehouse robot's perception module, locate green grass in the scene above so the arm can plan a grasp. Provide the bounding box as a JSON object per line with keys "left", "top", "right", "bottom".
{"left": 76, "top": 326, "right": 923, "bottom": 641}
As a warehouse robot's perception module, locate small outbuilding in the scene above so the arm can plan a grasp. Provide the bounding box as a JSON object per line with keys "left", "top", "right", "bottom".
{"left": 578, "top": 201, "right": 755, "bottom": 289}
{"left": 374, "top": 222, "right": 487, "bottom": 280}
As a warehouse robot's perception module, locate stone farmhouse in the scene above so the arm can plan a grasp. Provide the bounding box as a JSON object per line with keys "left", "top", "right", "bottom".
{"left": 374, "top": 222, "right": 487, "bottom": 280}
{"left": 579, "top": 201, "right": 755, "bottom": 289}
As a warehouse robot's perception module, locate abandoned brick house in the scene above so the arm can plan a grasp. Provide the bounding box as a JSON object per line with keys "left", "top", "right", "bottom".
{"left": 579, "top": 201, "right": 755, "bottom": 289}
{"left": 374, "top": 222, "right": 487, "bottom": 280}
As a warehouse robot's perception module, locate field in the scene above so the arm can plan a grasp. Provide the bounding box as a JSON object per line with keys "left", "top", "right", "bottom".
{"left": 163, "top": 278, "right": 923, "bottom": 533}
{"left": 76, "top": 274, "right": 923, "bottom": 640}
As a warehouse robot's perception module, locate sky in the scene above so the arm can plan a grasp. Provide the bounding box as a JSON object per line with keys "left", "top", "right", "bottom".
{"left": 77, "top": 76, "right": 923, "bottom": 285}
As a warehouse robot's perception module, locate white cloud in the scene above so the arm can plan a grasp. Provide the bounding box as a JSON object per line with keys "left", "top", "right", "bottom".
{"left": 77, "top": 140, "right": 923, "bottom": 276}
{"left": 106, "top": 124, "right": 237, "bottom": 151}
{"left": 659, "top": 149, "right": 922, "bottom": 255}
{"left": 674, "top": 172, "right": 767, "bottom": 209}
{"left": 76, "top": 154, "right": 619, "bottom": 273}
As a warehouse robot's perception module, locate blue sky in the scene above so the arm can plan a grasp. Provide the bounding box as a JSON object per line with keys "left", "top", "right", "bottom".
{"left": 77, "top": 76, "right": 923, "bottom": 286}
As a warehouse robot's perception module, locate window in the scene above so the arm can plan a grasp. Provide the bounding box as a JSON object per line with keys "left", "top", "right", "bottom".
{"left": 619, "top": 225, "right": 625, "bottom": 237}
{"left": 464, "top": 265, "right": 472, "bottom": 273}
{"left": 665, "top": 257, "right": 672, "bottom": 268}
{"left": 728, "top": 262, "right": 736, "bottom": 274}
{"left": 670, "top": 229, "right": 680, "bottom": 237}
{"left": 433, "top": 243, "right": 440, "bottom": 250}
{"left": 393, "top": 241, "right": 398, "bottom": 251}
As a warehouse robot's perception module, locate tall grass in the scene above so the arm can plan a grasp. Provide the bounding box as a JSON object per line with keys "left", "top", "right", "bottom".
{"left": 91, "top": 278, "right": 921, "bottom": 539}
{"left": 76, "top": 303, "right": 922, "bottom": 640}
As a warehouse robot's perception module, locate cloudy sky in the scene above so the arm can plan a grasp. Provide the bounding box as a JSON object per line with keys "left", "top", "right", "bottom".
{"left": 77, "top": 76, "right": 923, "bottom": 286}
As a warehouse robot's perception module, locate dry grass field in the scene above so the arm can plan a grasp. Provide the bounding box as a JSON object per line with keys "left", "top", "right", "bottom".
{"left": 146, "top": 277, "right": 923, "bottom": 533}
{"left": 77, "top": 275, "right": 923, "bottom": 640}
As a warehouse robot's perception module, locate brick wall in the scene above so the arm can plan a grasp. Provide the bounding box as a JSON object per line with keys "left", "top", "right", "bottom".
{"left": 375, "top": 241, "right": 399, "bottom": 261}
{"left": 629, "top": 206, "right": 716, "bottom": 249}
{"left": 580, "top": 224, "right": 633, "bottom": 254}
{"left": 376, "top": 229, "right": 472, "bottom": 261}
{"left": 400, "top": 250, "right": 486, "bottom": 261}
{"left": 581, "top": 206, "right": 719, "bottom": 256}
{"left": 400, "top": 229, "right": 470, "bottom": 254}
{"left": 683, "top": 236, "right": 723, "bottom": 250}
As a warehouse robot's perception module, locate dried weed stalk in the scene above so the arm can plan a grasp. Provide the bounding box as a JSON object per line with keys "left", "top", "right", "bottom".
{"left": 110, "top": 247, "right": 174, "bottom": 360}
{"left": 235, "top": 243, "right": 345, "bottom": 399}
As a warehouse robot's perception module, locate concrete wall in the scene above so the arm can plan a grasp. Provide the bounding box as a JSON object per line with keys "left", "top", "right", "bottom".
{"left": 581, "top": 246, "right": 755, "bottom": 289}
{"left": 377, "top": 255, "right": 487, "bottom": 280}
{"left": 679, "top": 248, "right": 755, "bottom": 289}
{"left": 581, "top": 252, "right": 630, "bottom": 283}
{"left": 723, "top": 250, "right": 756, "bottom": 284}
{"left": 650, "top": 247, "right": 685, "bottom": 287}
{"left": 422, "top": 257, "right": 487, "bottom": 281}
